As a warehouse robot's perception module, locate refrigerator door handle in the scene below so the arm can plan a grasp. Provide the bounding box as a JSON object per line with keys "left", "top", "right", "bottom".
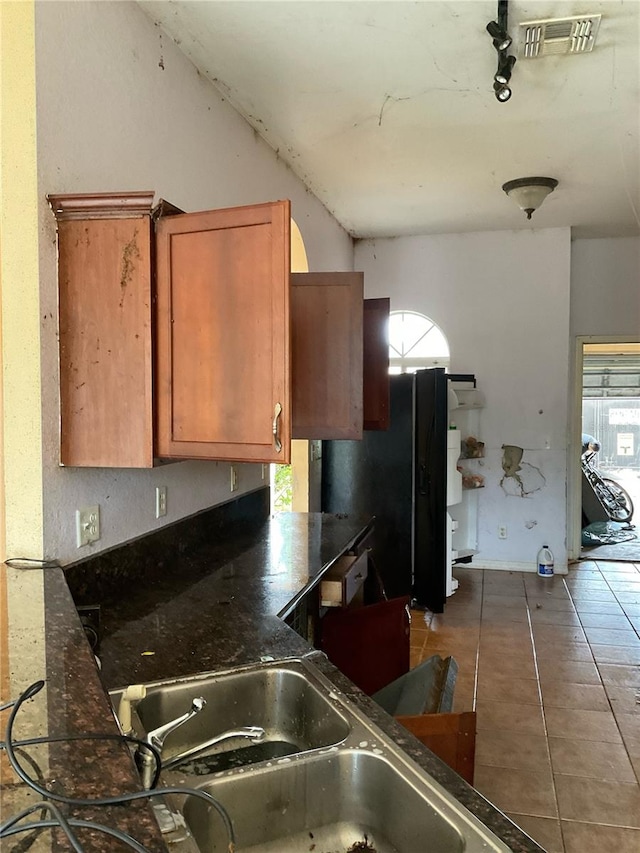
{"left": 418, "top": 463, "right": 429, "bottom": 495}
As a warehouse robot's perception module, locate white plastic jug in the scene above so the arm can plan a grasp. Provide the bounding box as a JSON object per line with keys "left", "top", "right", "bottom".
{"left": 537, "top": 545, "right": 554, "bottom": 578}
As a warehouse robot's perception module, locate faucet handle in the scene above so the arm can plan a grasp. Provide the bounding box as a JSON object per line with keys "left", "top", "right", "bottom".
{"left": 147, "top": 696, "right": 206, "bottom": 749}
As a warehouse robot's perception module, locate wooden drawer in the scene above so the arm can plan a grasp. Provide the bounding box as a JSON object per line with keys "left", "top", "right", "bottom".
{"left": 321, "top": 552, "right": 368, "bottom": 608}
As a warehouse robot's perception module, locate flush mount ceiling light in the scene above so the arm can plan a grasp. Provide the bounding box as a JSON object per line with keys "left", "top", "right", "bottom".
{"left": 502, "top": 177, "right": 559, "bottom": 219}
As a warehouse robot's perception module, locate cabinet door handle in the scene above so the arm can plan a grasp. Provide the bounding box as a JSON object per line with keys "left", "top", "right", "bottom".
{"left": 272, "top": 402, "right": 283, "bottom": 453}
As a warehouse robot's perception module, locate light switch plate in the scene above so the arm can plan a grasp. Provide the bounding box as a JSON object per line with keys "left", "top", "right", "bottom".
{"left": 155, "top": 486, "right": 167, "bottom": 518}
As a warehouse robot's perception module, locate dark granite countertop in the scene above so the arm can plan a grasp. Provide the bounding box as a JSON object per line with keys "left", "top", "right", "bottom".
{"left": 1, "top": 510, "right": 544, "bottom": 852}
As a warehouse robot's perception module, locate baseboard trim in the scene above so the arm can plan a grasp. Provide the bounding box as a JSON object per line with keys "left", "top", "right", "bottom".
{"left": 456, "top": 559, "right": 568, "bottom": 576}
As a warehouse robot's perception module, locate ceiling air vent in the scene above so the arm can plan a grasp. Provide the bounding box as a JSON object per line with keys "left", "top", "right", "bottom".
{"left": 519, "top": 14, "right": 601, "bottom": 58}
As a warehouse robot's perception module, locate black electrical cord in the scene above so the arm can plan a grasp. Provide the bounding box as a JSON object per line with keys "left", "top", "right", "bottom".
{"left": 0, "top": 731, "right": 163, "bottom": 791}
{"left": 1, "top": 817, "right": 148, "bottom": 853}
{"left": 1, "top": 801, "right": 84, "bottom": 852}
{"left": 3, "top": 681, "right": 236, "bottom": 852}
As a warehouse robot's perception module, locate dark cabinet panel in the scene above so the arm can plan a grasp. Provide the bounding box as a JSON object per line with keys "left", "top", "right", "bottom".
{"left": 291, "top": 272, "right": 363, "bottom": 440}
{"left": 363, "top": 297, "right": 390, "bottom": 430}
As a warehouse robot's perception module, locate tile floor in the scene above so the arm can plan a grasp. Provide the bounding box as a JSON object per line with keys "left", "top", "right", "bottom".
{"left": 410, "top": 560, "right": 640, "bottom": 853}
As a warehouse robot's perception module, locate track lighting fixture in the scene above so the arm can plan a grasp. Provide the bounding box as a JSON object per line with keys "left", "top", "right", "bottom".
{"left": 502, "top": 177, "right": 559, "bottom": 219}
{"left": 487, "top": 1, "right": 516, "bottom": 102}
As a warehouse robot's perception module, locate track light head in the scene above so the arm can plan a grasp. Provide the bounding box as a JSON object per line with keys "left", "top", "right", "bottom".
{"left": 495, "top": 54, "right": 516, "bottom": 85}
{"left": 494, "top": 84, "right": 512, "bottom": 102}
{"left": 486, "top": 20, "right": 512, "bottom": 50}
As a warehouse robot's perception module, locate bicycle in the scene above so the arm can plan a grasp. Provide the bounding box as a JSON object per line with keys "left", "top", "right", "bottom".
{"left": 581, "top": 449, "right": 634, "bottom": 524}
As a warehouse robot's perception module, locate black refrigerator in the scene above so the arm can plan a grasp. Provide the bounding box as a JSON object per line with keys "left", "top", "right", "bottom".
{"left": 322, "top": 368, "right": 453, "bottom": 613}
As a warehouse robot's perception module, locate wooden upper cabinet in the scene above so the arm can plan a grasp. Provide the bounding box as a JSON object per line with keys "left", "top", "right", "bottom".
{"left": 363, "top": 297, "right": 391, "bottom": 431}
{"left": 155, "top": 201, "right": 291, "bottom": 463}
{"left": 48, "top": 192, "right": 155, "bottom": 467}
{"left": 291, "top": 272, "right": 363, "bottom": 440}
{"left": 49, "top": 193, "right": 376, "bottom": 466}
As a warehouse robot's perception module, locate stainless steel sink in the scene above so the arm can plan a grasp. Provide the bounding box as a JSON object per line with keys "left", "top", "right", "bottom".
{"left": 111, "top": 659, "right": 351, "bottom": 773}
{"left": 183, "top": 750, "right": 469, "bottom": 853}
{"left": 111, "top": 659, "right": 513, "bottom": 853}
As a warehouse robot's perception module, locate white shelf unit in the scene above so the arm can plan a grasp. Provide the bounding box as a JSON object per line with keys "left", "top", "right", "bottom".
{"left": 448, "top": 382, "right": 484, "bottom": 570}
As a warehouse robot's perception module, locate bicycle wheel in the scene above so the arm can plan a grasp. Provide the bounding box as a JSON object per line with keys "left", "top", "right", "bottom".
{"left": 600, "top": 478, "right": 634, "bottom": 523}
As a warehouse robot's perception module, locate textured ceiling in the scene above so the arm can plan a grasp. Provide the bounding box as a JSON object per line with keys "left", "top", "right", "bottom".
{"left": 140, "top": 1, "right": 640, "bottom": 239}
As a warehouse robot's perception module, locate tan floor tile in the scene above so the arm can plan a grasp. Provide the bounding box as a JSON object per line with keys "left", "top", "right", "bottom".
{"left": 561, "top": 822, "right": 640, "bottom": 853}
{"left": 531, "top": 624, "right": 587, "bottom": 644}
{"left": 554, "top": 683, "right": 605, "bottom": 716}
{"left": 528, "top": 607, "right": 581, "bottom": 626}
{"left": 590, "top": 644, "right": 640, "bottom": 665}
{"left": 616, "top": 712, "right": 640, "bottom": 741}
{"left": 479, "top": 604, "right": 529, "bottom": 624}
{"left": 598, "top": 663, "right": 640, "bottom": 687}
{"left": 615, "top": 591, "right": 640, "bottom": 604}
{"left": 565, "top": 581, "right": 611, "bottom": 594}
{"left": 548, "top": 736, "right": 636, "bottom": 782}
{"left": 476, "top": 674, "right": 541, "bottom": 706}
{"left": 473, "top": 765, "right": 557, "bottom": 817}
{"left": 528, "top": 595, "right": 579, "bottom": 612}
{"left": 569, "top": 589, "right": 619, "bottom": 603}
{"left": 534, "top": 641, "right": 594, "bottom": 663}
{"left": 544, "top": 707, "right": 622, "bottom": 742}
{"left": 477, "top": 653, "right": 536, "bottom": 681}
{"left": 583, "top": 626, "right": 640, "bottom": 646}
{"left": 506, "top": 814, "right": 563, "bottom": 853}
{"left": 537, "top": 659, "right": 601, "bottom": 686}
{"left": 577, "top": 611, "right": 634, "bottom": 629}
{"left": 597, "top": 563, "right": 640, "bottom": 574}
{"left": 482, "top": 593, "right": 530, "bottom": 609}
{"left": 480, "top": 623, "right": 533, "bottom": 642}
{"left": 475, "top": 730, "right": 551, "bottom": 772}
{"left": 475, "top": 700, "right": 546, "bottom": 736}
{"left": 605, "top": 685, "right": 640, "bottom": 716}
{"left": 573, "top": 599, "right": 626, "bottom": 615}
{"left": 554, "top": 775, "right": 640, "bottom": 826}
{"left": 426, "top": 625, "right": 480, "bottom": 647}
{"left": 607, "top": 579, "right": 640, "bottom": 592}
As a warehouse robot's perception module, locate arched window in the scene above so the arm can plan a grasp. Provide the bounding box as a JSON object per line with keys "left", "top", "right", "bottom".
{"left": 388, "top": 311, "right": 450, "bottom": 374}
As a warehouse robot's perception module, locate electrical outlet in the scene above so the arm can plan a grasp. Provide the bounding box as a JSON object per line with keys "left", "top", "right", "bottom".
{"left": 498, "top": 524, "right": 507, "bottom": 540}
{"left": 230, "top": 465, "right": 238, "bottom": 492}
{"left": 155, "top": 485, "right": 167, "bottom": 518}
{"left": 76, "top": 505, "right": 100, "bottom": 547}
{"left": 261, "top": 464, "right": 268, "bottom": 481}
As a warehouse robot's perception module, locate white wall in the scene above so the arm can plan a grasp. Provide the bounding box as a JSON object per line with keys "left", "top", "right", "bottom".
{"left": 35, "top": 1, "right": 353, "bottom": 564}
{"left": 570, "top": 237, "right": 640, "bottom": 338}
{"left": 355, "top": 228, "right": 572, "bottom": 571}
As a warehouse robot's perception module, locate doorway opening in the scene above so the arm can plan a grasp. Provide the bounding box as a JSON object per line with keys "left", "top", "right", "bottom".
{"left": 576, "top": 339, "right": 640, "bottom": 560}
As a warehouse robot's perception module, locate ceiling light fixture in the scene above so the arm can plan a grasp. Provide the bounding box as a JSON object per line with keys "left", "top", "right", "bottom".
{"left": 502, "top": 177, "right": 559, "bottom": 219}
{"left": 487, "top": 1, "right": 517, "bottom": 103}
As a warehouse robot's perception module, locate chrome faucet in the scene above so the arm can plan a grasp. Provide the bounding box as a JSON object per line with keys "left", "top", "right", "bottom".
{"left": 134, "top": 696, "right": 266, "bottom": 788}
{"left": 135, "top": 697, "right": 206, "bottom": 788}
{"left": 161, "top": 725, "right": 265, "bottom": 770}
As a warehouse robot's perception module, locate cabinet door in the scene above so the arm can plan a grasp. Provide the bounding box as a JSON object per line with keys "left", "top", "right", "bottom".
{"left": 291, "top": 272, "right": 363, "bottom": 440}
{"left": 155, "top": 201, "right": 291, "bottom": 463}
{"left": 49, "top": 192, "right": 155, "bottom": 468}
{"left": 363, "top": 297, "right": 390, "bottom": 430}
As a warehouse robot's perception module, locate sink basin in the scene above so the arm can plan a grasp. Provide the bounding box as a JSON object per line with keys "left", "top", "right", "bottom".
{"left": 183, "top": 750, "right": 499, "bottom": 853}
{"left": 112, "top": 660, "right": 350, "bottom": 772}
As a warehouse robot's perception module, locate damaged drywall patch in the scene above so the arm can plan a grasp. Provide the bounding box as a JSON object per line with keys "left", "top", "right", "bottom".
{"left": 500, "top": 444, "right": 546, "bottom": 497}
